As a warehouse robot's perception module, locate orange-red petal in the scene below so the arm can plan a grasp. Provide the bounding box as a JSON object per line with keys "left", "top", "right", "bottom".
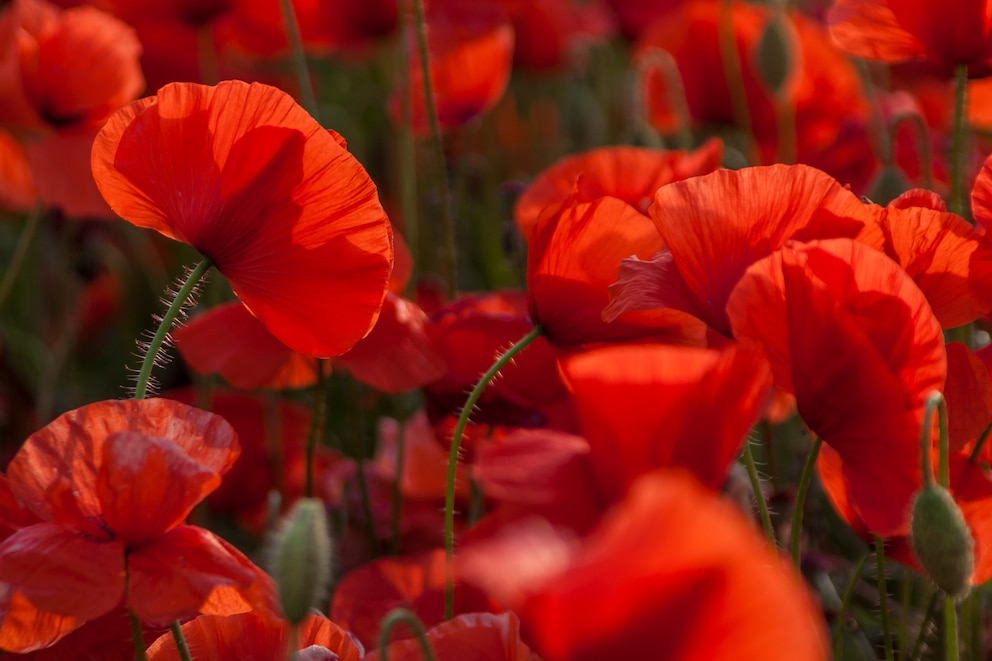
{"left": 127, "top": 525, "right": 277, "bottom": 627}
{"left": 647, "top": 164, "right": 876, "bottom": 334}
{"left": 513, "top": 139, "right": 723, "bottom": 237}
{"left": 95, "top": 431, "right": 221, "bottom": 546}
{"left": 0, "top": 524, "right": 124, "bottom": 622}
{"left": 367, "top": 611, "right": 538, "bottom": 661}
{"left": 560, "top": 342, "right": 772, "bottom": 499}
{"left": 92, "top": 80, "right": 393, "bottom": 357}
{"left": 174, "top": 301, "right": 321, "bottom": 390}
{"left": 520, "top": 470, "right": 828, "bottom": 661}
{"left": 728, "top": 238, "right": 946, "bottom": 535}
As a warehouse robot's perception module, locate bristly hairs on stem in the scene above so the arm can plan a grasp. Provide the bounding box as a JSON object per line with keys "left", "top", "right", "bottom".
{"left": 128, "top": 261, "right": 211, "bottom": 399}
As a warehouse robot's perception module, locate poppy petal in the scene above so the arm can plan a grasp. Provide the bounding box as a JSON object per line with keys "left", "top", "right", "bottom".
{"left": 96, "top": 431, "right": 221, "bottom": 546}
{"left": 0, "top": 523, "right": 124, "bottom": 621}
{"left": 561, "top": 342, "right": 772, "bottom": 498}
{"left": 127, "top": 525, "right": 278, "bottom": 627}
{"left": 92, "top": 80, "right": 394, "bottom": 357}
{"left": 368, "top": 611, "right": 538, "bottom": 661}
{"left": 728, "top": 238, "right": 946, "bottom": 535}
{"left": 0, "top": 586, "right": 83, "bottom": 653}
{"left": 528, "top": 195, "right": 706, "bottom": 348}
{"left": 650, "top": 164, "right": 875, "bottom": 333}
{"left": 174, "top": 301, "right": 320, "bottom": 390}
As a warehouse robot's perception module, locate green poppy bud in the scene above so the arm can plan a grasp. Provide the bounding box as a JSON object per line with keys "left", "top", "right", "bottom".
{"left": 270, "top": 498, "right": 333, "bottom": 624}
{"left": 910, "top": 484, "right": 974, "bottom": 598}
{"left": 755, "top": 14, "right": 796, "bottom": 96}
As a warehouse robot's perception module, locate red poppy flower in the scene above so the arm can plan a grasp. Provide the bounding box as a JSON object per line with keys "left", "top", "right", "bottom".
{"left": 0, "top": 129, "right": 36, "bottom": 212}
{"left": 0, "top": 0, "right": 144, "bottom": 217}
{"left": 636, "top": 0, "right": 873, "bottom": 182}
{"left": 828, "top": 0, "right": 992, "bottom": 78}
{"left": 526, "top": 191, "right": 707, "bottom": 351}
{"left": 460, "top": 470, "right": 829, "bottom": 661}
{"left": 174, "top": 301, "right": 325, "bottom": 390}
{"left": 330, "top": 548, "right": 496, "bottom": 650}
{"left": 559, "top": 342, "right": 771, "bottom": 500}
{"left": 727, "top": 238, "right": 947, "bottom": 536}
{"left": 819, "top": 445, "right": 992, "bottom": 586}
{"left": 91, "top": 80, "right": 394, "bottom": 358}
{"left": 0, "top": 398, "right": 278, "bottom": 652}
{"left": 148, "top": 613, "right": 365, "bottom": 661}
{"left": 367, "top": 611, "right": 538, "bottom": 661}
{"left": 862, "top": 193, "right": 992, "bottom": 328}
{"left": 606, "top": 164, "right": 878, "bottom": 336}
{"left": 513, "top": 138, "right": 723, "bottom": 238}
{"left": 392, "top": 2, "right": 514, "bottom": 134}
{"left": 337, "top": 293, "right": 448, "bottom": 393}
{"left": 424, "top": 291, "right": 576, "bottom": 432}
{"left": 489, "top": 0, "right": 617, "bottom": 72}
{"left": 146, "top": 611, "right": 364, "bottom": 661}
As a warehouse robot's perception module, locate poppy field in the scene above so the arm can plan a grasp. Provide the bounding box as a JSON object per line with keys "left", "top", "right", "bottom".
{"left": 3, "top": 0, "right": 992, "bottom": 659}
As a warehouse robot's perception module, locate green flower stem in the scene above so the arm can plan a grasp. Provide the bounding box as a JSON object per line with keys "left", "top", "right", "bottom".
{"left": 741, "top": 439, "right": 776, "bottom": 549}
{"left": 967, "top": 421, "right": 992, "bottom": 464}
{"left": 909, "top": 591, "right": 940, "bottom": 661}
{"left": 170, "top": 620, "right": 192, "bottom": 661}
{"left": 411, "top": 0, "right": 457, "bottom": 296}
{"left": 876, "top": 536, "right": 895, "bottom": 661}
{"left": 920, "top": 391, "right": 950, "bottom": 488}
{"left": 718, "top": 0, "right": 758, "bottom": 164}
{"left": 945, "top": 595, "right": 960, "bottom": 661}
{"left": 397, "top": 0, "right": 419, "bottom": 283}
{"left": 950, "top": 63, "right": 969, "bottom": 220}
{"left": 0, "top": 201, "right": 43, "bottom": 312}
{"left": 133, "top": 259, "right": 212, "bottom": 400}
{"left": 129, "top": 608, "right": 147, "bottom": 661}
{"left": 444, "top": 326, "right": 543, "bottom": 619}
{"left": 377, "top": 608, "right": 437, "bottom": 661}
{"left": 833, "top": 550, "right": 871, "bottom": 659}
{"left": 278, "top": 0, "right": 318, "bottom": 119}
{"left": 304, "top": 361, "right": 331, "bottom": 498}
{"left": 791, "top": 434, "right": 823, "bottom": 568}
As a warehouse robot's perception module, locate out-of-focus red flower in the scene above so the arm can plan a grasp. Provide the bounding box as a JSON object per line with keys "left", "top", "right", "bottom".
{"left": 424, "top": 291, "right": 576, "bottom": 433}
{"left": 392, "top": 2, "right": 513, "bottom": 134}
{"left": 560, "top": 342, "right": 771, "bottom": 499}
{"left": 93, "top": 0, "right": 352, "bottom": 88}
{"left": 828, "top": 0, "right": 992, "bottom": 78}
{"left": 460, "top": 470, "right": 829, "bottom": 661}
{"left": 604, "top": 0, "right": 688, "bottom": 40}
{"left": 513, "top": 138, "right": 723, "bottom": 237}
{"left": 0, "top": 129, "right": 36, "bottom": 212}
{"left": 468, "top": 429, "right": 604, "bottom": 540}
{"left": 488, "top": 0, "right": 617, "bottom": 72}
{"left": 0, "top": 0, "right": 144, "bottom": 217}
{"left": 606, "top": 164, "right": 878, "bottom": 336}
{"left": 175, "top": 302, "right": 325, "bottom": 391}
{"left": 637, "top": 0, "right": 873, "bottom": 183}
{"left": 330, "top": 548, "right": 496, "bottom": 651}
{"left": 373, "top": 411, "right": 469, "bottom": 501}
{"left": 0, "top": 399, "right": 278, "bottom": 653}
{"left": 92, "top": 80, "right": 394, "bottom": 359}
{"left": 367, "top": 611, "right": 538, "bottom": 661}
{"left": 338, "top": 293, "right": 448, "bottom": 393}
{"left": 526, "top": 191, "right": 707, "bottom": 351}
{"left": 727, "top": 238, "right": 947, "bottom": 536}
{"left": 146, "top": 611, "right": 364, "bottom": 661}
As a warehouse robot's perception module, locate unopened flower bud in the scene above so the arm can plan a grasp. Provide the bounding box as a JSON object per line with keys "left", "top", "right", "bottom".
{"left": 910, "top": 484, "right": 974, "bottom": 598}
{"left": 270, "top": 498, "right": 333, "bottom": 625}
{"left": 755, "top": 13, "right": 797, "bottom": 96}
